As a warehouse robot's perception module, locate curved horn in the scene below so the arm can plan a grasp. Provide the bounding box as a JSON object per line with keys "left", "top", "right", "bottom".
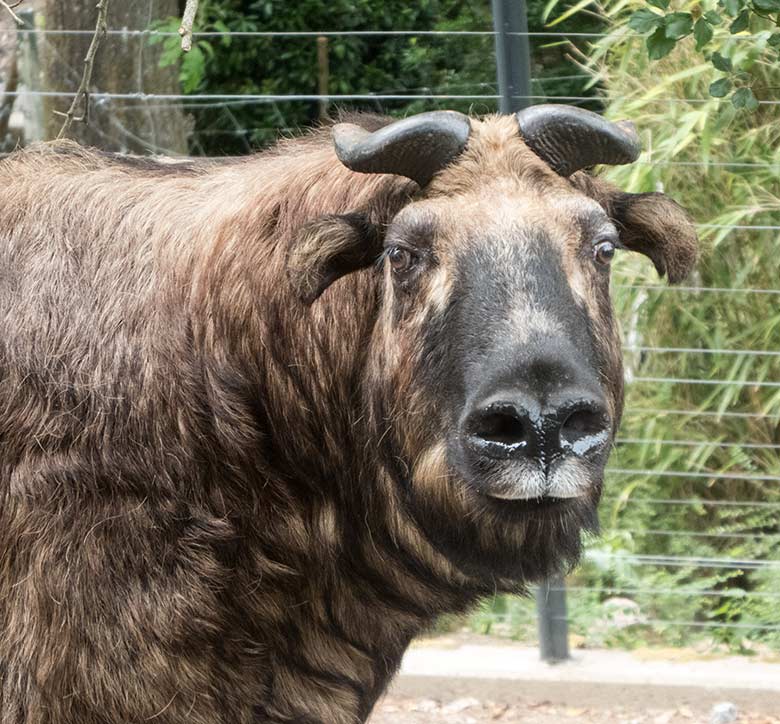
{"left": 516, "top": 104, "right": 641, "bottom": 177}
{"left": 333, "top": 111, "right": 471, "bottom": 187}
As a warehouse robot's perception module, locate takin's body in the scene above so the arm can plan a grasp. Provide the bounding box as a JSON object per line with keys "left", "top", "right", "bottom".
{"left": 0, "top": 111, "right": 697, "bottom": 724}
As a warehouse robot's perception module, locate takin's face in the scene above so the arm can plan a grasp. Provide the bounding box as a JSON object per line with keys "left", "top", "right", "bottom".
{"left": 294, "top": 111, "right": 697, "bottom": 582}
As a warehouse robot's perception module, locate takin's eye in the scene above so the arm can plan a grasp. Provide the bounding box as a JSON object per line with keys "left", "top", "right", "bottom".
{"left": 386, "top": 246, "right": 418, "bottom": 275}
{"left": 593, "top": 239, "right": 617, "bottom": 266}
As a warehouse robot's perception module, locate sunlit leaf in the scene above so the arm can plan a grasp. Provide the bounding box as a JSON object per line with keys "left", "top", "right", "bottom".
{"left": 694, "top": 18, "right": 713, "bottom": 50}
{"left": 730, "top": 9, "right": 750, "bottom": 33}
{"left": 704, "top": 10, "right": 723, "bottom": 25}
{"left": 629, "top": 8, "right": 664, "bottom": 33}
{"left": 665, "top": 12, "right": 693, "bottom": 39}
{"left": 711, "top": 51, "right": 733, "bottom": 72}
{"left": 732, "top": 86, "right": 759, "bottom": 110}
{"left": 647, "top": 26, "right": 677, "bottom": 59}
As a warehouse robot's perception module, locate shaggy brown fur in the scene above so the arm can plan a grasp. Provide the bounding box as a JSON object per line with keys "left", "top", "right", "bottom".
{"left": 0, "top": 115, "right": 697, "bottom": 724}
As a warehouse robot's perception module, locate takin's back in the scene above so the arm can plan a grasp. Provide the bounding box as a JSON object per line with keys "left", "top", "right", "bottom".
{"left": 0, "top": 143, "right": 269, "bottom": 724}
{"left": 0, "top": 145, "right": 204, "bottom": 467}
{"left": 0, "top": 137, "right": 380, "bottom": 480}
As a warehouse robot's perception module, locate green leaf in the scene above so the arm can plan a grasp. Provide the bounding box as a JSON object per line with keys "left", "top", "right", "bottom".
{"left": 769, "top": 33, "right": 780, "bottom": 48}
{"left": 711, "top": 51, "right": 733, "bottom": 71}
{"left": 694, "top": 18, "right": 714, "bottom": 49}
{"left": 732, "top": 86, "right": 759, "bottom": 110}
{"left": 665, "top": 12, "right": 693, "bottom": 39}
{"left": 730, "top": 9, "right": 750, "bottom": 33}
{"left": 213, "top": 20, "right": 232, "bottom": 46}
{"left": 200, "top": 40, "right": 215, "bottom": 59}
{"left": 646, "top": 26, "right": 678, "bottom": 59}
{"left": 648, "top": 0, "right": 670, "bottom": 8}
{"left": 704, "top": 10, "right": 723, "bottom": 24}
{"left": 628, "top": 8, "right": 664, "bottom": 33}
{"left": 754, "top": 0, "right": 780, "bottom": 10}
{"left": 709, "top": 77, "right": 732, "bottom": 96}
{"left": 181, "top": 45, "right": 205, "bottom": 93}
{"left": 721, "top": 0, "right": 742, "bottom": 16}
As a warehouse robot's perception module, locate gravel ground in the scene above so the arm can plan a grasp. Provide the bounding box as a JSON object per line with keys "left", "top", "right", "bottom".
{"left": 370, "top": 696, "right": 780, "bottom": 723}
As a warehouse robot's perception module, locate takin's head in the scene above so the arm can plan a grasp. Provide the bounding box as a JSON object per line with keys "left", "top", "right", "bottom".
{"left": 291, "top": 106, "right": 698, "bottom": 582}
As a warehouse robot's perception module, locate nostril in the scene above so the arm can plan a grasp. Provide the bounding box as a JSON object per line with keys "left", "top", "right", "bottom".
{"left": 464, "top": 402, "right": 536, "bottom": 459}
{"left": 560, "top": 405, "right": 610, "bottom": 455}
{"left": 473, "top": 409, "right": 528, "bottom": 446}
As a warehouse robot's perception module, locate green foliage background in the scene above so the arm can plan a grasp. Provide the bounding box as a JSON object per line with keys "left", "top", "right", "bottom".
{"left": 154, "top": 0, "right": 603, "bottom": 155}
{"left": 627, "top": 0, "right": 780, "bottom": 110}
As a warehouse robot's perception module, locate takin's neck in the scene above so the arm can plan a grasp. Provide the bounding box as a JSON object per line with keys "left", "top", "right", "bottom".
{"left": 246, "top": 509, "right": 488, "bottom": 724}
{"left": 184, "top": 152, "right": 500, "bottom": 722}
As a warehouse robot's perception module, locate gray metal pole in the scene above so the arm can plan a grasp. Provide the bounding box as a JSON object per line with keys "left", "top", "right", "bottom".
{"left": 490, "top": 0, "right": 532, "bottom": 113}
{"left": 491, "top": 0, "right": 569, "bottom": 665}
{"left": 18, "top": 9, "right": 44, "bottom": 144}
{"left": 536, "top": 574, "right": 570, "bottom": 662}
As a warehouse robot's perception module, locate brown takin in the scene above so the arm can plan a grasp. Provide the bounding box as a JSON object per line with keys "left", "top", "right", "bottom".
{"left": 0, "top": 106, "right": 697, "bottom": 724}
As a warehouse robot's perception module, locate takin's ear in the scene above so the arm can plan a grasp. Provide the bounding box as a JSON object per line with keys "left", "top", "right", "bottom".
{"left": 572, "top": 174, "right": 699, "bottom": 283}
{"left": 288, "top": 213, "right": 384, "bottom": 304}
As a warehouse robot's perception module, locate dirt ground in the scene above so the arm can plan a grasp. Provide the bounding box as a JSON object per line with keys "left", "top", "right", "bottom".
{"left": 369, "top": 696, "right": 780, "bottom": 723}
{"left": 374, "top": 631, "right": 780, "bottom": 722}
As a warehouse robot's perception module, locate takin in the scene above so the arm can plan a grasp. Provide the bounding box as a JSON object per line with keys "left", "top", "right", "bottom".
{"left": 0, "top": 105, "right": 698, "bottom": 724}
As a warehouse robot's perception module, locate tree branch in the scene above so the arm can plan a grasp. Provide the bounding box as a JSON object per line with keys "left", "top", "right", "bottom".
{"left": 55, "top": 0, "right": 109, "bottom": 139}
{"left": 0, "top": 0, "right": 24, "bottom": 26}
{"left": 179, "top": 0, "right": 199, "bottom": 53}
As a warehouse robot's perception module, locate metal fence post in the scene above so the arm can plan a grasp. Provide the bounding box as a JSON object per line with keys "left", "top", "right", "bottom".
{"left": 491, "top": 0, "right": 570, "bottom": 665}
{"left": 17, "top": 9, "right": 44, "bottom": 144}
{"left": 536, "top": 574, "right": 570, "bottom": 662}
{"left": 490, "top": 0, "right": 532, "bottom": 113}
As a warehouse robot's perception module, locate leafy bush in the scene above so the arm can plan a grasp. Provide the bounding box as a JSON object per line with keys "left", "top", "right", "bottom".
{"left": 151, "top": 0, "right": 603, "bottom": 155}
{"left": 627, "top": 0, "right": 780, "bottom": 109}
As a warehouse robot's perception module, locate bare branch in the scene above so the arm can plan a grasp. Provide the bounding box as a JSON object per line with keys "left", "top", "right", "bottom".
{"left": 179, "top": 0, "right": 199, "bottom": 53}
{"left": 56, "top": 0, "right": 109, "bottom": 140}
{"left": 0, "top": 0, "right": 25, "bottom": 26}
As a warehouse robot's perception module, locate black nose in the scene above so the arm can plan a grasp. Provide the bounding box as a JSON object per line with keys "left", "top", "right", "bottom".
{"left": 464, "top": 392, "right": 610, "bottom": 464}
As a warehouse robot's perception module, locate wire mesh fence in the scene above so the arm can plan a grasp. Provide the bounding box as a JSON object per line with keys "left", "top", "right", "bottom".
{"left": 3, "top": 5, "right": 779, "bottom": 662}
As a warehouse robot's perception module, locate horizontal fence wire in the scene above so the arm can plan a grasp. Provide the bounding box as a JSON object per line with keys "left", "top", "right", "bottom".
{"left": 607, "top": 469, "right": 780, "bottom": 482}
{"left": 629, "top": 376, "right": 780, "bottom": 389}
{"left": 586, "top": 553, "right": 780, "bottom": 569}
{"left": 623, "top": 345, "right": 780, "bottom": 357}
{"left": 623, "top": 407, "right": 779, "bottom": 419}
{"left": 643, "top": 160, "right": 780, "bottom": 169}
{"left": 555, "top": 585, "right": 780, "bottom": 599}
{"left": 5, "top": 90, "right": 780, "bottom": 106}
{"left": 614, "top": 283, "right": 780, "bottom": 295}
{"left": 616, "top": 438, "right": 780, "bottom": 450}
{"left": 550, "top": 617, "right": 780, "bottom": 631}
{"left": 603, "top": 497, "right": 780, "bottom": 508}
{"left": 481, "top": 611, "right": 780, "bottom": 631}
{"left": 608, "top": 528, "right": 780, "bottom": 540}
{"left": 7, "top": 28, "right": 769, "bottom": 39}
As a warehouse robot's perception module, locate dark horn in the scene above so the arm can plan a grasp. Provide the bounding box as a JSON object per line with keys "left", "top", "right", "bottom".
{"left": 333, "top": 111, "right": 471, "bottom": 187}
{"left": 516, "top": 104, "right": 641, "bottom": 177}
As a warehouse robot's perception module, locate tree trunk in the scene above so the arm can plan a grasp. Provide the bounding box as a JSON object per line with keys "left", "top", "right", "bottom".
{"left": 41, "top": 0, "right": 192, "bottom": 154}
